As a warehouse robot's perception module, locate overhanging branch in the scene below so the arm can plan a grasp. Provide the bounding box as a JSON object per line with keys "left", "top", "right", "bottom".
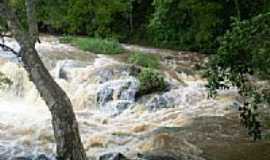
{"left": 0, "top": 43, "right": 19, "bottom": 56}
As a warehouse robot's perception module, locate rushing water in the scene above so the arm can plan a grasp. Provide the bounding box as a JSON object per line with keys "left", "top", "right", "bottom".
{"left": 0, "top": 37, "right": 242, "bottom": 160}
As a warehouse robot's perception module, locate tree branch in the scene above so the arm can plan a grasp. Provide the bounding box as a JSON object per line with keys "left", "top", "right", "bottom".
{"left": 0, "top": 43, "right": 19, "bottom": 56}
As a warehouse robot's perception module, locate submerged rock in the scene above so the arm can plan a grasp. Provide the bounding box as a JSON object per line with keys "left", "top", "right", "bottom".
{"left": 12, "top": 158, "right": 32, "bottom": 160}
{"left": 146, "top": 95, "right": 173, "bottom": 111}
{"left": 97, "top": 87, "right": 114, "bottom": 106}
{"left": 54, "top": 60, "right": 85, "bottom": 80}
{"left": 12, "top": 158, "right": 31, "bottom": 160}
{"left": 12, "top": 154, "right": 51, "bottom": 160}
{"left": 145, "top": 86, "right": 206, "bottom": 111}
{"left": 36, "top": 155, "right": 50, "bottom": 160}
{"left": 99, "top": 152, "right": 128, "bottom": 160}
{"left": 102, "top": 100, "right": 134, "bottom": 116}
{"left": 96, "top": 69, "right": 114, "bottom": 84}
{"left": 137, "top": 153, "right": 177, "bottom": 160}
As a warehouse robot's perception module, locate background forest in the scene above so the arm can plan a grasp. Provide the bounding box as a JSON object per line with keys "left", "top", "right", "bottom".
{"left": 2, "top": 0, "right": 270, "bottom": 52}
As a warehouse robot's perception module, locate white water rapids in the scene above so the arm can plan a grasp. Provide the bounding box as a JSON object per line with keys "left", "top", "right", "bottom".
{"left": 0, "top": 36, "right": 241, "bottom": 160}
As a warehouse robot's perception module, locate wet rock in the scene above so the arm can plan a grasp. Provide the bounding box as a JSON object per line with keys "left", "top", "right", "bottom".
{"left": 102, "top": 100, "right": 133, "bottom": 116}
{"left": 97, "top": 78, "right": 139, "bottom": 114}
{"left": 58, "top": 68, "right": 67, "bottom": 80}
{"left": 94, "top": 65, "right": 131, "bottom": 84}
{"left": 54, "top": 60, "right": 85, "bottom": 80}
{"left": 113, "top": 101, "right": 133, "bottom": 112}
{"left": 35, "top": 154, "right": 50, "bottom": 160}
{"left": 145, "top": 90, "right": 178, "bottom": 111}
{"left": 12, "top": 154, "right": 50, "bottom": 160}
{"left": 96, "top": 69, "right": 114, "bottom": 84}
{"left": 117, "top": 80, "right": 138, "bottom": 100}
{"left": 146, "top": 95, "right": 172, "bottom": 111}
{"left": 145, "top": 86, "right": 206, "bottom": 111}
{"left": 97, "top": 87, "right": 114, "bottom": 106}
{"left": 12, "top": 157, "right": 32, "bottom": 160}
{"left": 137, "top": 153, "right": 176, "bottom": 160}
{"left": 99, "top": 152, "right": 128, "bottom": 160}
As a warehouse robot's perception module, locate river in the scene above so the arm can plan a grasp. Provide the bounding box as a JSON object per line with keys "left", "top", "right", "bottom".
{"left": 0, "top": 36, "right": 269, "bottom": 160}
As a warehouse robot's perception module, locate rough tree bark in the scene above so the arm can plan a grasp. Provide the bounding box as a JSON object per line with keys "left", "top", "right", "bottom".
{"left": 25, "top": 0, "right": 39, "bottom": 44}
{"left": 0, "top": 1, "right": 87, "bottom": 160}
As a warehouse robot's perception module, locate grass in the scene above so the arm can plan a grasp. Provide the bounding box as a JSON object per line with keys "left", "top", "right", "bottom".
{"left": 112, "top": 131, "right": 132, "bottom": 137}
{"left": 59, "top": 36, "right": 124, "bottom": 55}
{"left": 128, "top": 52, "right": 160, "bottom": 69}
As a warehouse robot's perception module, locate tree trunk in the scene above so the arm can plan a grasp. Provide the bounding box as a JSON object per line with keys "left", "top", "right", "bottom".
{"left": 0, "top": 1, "right": 87, "bottom": 159}
{"left": 21, "top": 46, "right": 87, "bottom": 160}
{"left": 25, "top": 0, "right": 39, "bottom": 44}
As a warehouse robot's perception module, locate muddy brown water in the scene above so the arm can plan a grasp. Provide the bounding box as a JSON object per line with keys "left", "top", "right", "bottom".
{"left": 0, "top": 36, "right": 269, "bottom": 160}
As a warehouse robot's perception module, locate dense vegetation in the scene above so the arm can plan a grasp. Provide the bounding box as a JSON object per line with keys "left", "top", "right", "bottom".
{"left": 137, "top": 68, "right": 166, "bottom": 96}
{"left": 207, "top": 13, "right": 270, "bottom": 140}
{"left": 59, "top": 36, "right": 124, "bottom": 54}
{"left": 5, "top": 0, "right": 270, "bottom": 52}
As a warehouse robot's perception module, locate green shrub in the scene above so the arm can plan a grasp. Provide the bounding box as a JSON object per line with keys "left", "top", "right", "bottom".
{"left": 128, "top": 52, "right": 160, "bottom": 69}
{"left": 0, "top": 72, "right": 12, "bottom": 88}
{"left": 138, "top": 68, "right": 166, "bottom": 95}
{"left": 59, "top": 36, "right": 124, "bottom": 54}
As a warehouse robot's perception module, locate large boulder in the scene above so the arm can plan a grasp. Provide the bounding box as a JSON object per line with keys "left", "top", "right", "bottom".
{"left": 97, "top": 77, "right": 140, "bottom": 115}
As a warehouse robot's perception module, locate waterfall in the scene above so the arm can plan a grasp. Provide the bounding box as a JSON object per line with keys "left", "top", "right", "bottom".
{"left": 0, "top": 37, "right": 241, "bottom": 160}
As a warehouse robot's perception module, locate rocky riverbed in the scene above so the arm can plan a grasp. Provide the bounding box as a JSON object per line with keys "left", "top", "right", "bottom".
{"left": 0, "top": 36, "right": 269, "bottom": 160}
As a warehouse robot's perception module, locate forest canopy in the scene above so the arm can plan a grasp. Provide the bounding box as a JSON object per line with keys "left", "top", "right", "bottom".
{"left": 2, "top": 0, "right": 270, "bottom": 52}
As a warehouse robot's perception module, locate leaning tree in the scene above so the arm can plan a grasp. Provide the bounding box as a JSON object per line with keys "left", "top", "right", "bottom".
{"left": 0, "top": 0, "right": 87, "bottom": 159}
